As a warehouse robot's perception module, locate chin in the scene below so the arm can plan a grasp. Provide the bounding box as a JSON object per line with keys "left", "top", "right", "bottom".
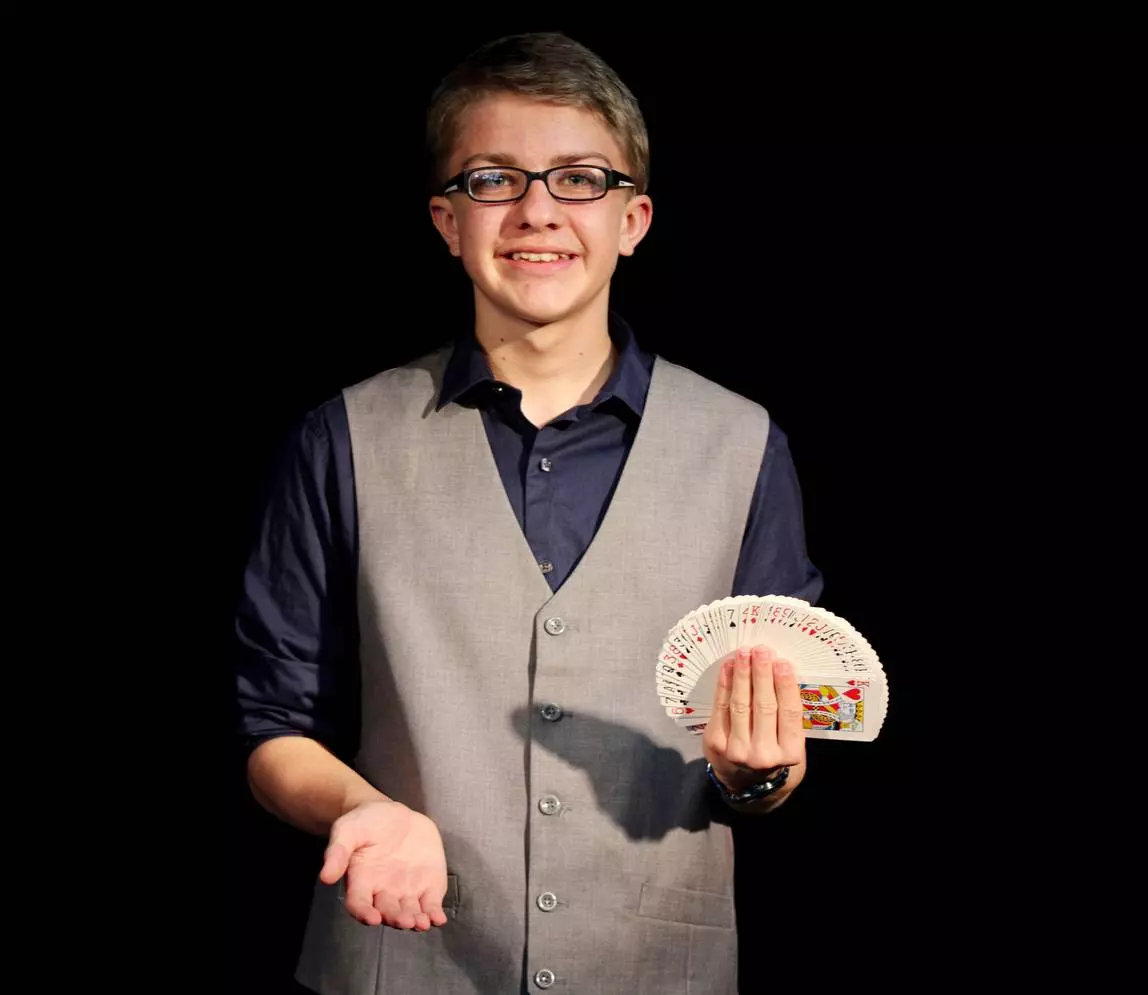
{"left": 486, "top": 285, "right": 607, "bottom": 328}
{"left": 510, "top": 302, "right": 585, "bottom": 326}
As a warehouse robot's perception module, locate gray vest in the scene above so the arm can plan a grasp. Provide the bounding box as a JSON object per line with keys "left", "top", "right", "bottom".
{"left": 296, "top": 348, "right": 769, "bottom": 995}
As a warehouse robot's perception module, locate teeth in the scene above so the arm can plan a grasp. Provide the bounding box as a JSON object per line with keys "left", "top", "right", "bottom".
{"left": 510, "top": 252, "right": 569, "bottom": 262}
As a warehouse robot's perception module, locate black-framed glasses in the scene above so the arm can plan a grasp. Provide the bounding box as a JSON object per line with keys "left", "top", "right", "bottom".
{"left": 442, "top": 165, "right": 636, "bottom": 203}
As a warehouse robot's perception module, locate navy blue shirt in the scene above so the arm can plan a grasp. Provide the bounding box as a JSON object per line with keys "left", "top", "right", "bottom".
{"left": 236, "top": 316, "right": 823, "bottom": 758}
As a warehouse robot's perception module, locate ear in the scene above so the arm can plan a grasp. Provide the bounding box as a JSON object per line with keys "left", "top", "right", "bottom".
{"left": 618, "top": 194, "right": 653, "bottom": 257}
{"left": 429, "top": 195, "right": 462, "bottom": 257}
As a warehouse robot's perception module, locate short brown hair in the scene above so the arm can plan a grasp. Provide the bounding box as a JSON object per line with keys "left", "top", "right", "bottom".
{"left": 427, "top": 32, "right": 650, "bottom": 194}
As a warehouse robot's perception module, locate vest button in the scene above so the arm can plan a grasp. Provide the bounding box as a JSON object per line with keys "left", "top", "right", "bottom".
{"left": 538, "top": 560, "right": 554, "bottom": 575}
{"left": 537, "top": 891, "right": 558, "bottom": 912}
{"left": 539, "top": 703, "right": 563, "bottom": 722}
{"left": 534, "top": 968, "right": 556, "bottom": 989}
{"left": 544, "top": 616, "right": 565, "bottom": 635}
{"left": 538, "top": 794, "right": 561, "bottom": 815}
{"left": 539, "top": 457, "right": 553, "bottom": 472}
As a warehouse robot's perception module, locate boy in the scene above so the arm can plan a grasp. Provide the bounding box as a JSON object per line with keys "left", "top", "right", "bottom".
{"left": 238, "top": 31, "right": 822, "bottom": 995}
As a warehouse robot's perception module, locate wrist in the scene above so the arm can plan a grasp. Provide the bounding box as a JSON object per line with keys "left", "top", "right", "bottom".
{"left": 706, "top": 762, "right": 792, "bottom": 807}
{"left": 709, "top": 763, "right": 788, "bottom": 794}
{"left": 341, "top": 782, "right": 392, "bottom": 817}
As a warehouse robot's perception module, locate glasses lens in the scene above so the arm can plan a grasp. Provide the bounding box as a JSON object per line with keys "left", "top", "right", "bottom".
{"left": 547, "top": 166, "right": 608, "bottom": 200}
{"left": 467, "top": 168, "right": 526, "bottom": 202}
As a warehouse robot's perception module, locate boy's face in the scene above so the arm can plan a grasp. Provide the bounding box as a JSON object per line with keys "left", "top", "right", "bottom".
{"left": 429, "top": 93, "right": 653, "bottom": 329}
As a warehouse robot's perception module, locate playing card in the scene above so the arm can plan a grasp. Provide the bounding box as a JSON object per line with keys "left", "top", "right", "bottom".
{"left": 655, "top": 643, "right": 703, "bottom": 696}
{"left": 660, "top": 638, "right": 705, "bottom": 678}
{"left": 797, "top": 676, "right": 885, "bottom": 741}
{"left": 654, "top": 596, "right": 889, "bottom": 741}
{"left": 670, "top": 654, "right": 721, "bottom": 716}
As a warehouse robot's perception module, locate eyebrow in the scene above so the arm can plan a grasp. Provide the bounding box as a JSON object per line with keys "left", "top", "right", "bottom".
{"left": 460, "top": 151, "right": 614, "bottom": 170}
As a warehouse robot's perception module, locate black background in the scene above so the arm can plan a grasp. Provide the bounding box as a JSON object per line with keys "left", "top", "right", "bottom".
{"left": 175, "top": 29, "right": 1140, "bottom": 994}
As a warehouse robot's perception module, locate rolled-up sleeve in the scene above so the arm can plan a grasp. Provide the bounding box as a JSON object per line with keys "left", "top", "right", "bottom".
{"left": 732, "top": 420, "right": 824, "bottom": 604}
{"left": 235, "top": 396, "right": 359, "bottom": 762}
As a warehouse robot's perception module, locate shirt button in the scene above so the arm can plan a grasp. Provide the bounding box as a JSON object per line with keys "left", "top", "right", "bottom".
{"left": 544, "top": 616, "right": 565, "bottom": 635}
{"left": 539, "top": 457, "right": 553, "bottom": 472}
{"left": 537, "top": 891, "right": 558, "bottom": 912}
{"left": 540, "top": 703, "right": 563, "bottom": 722}
{"left": 538, "top": 560, "right": 554, "bottom": 574}
{"left": 538, "top": 794, "right": 561, "bottom": 816}
{"left": 534, "top": 968, "right": 556, "bottom": 989}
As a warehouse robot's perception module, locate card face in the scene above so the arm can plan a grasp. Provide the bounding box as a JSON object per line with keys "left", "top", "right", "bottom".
{"left": 800, "top": 682, "right": 865, "bottom": 731}
{"left": 654, "top": 596, "right": 888, "bottom": 742}
{"left": 675, "top": 659, "right": 720, "bottom": 716}
{"left": 658, "top": 642, "right": 703, "bottom": 678}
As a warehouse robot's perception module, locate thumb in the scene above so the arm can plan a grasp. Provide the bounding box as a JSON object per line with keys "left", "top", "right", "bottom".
{"left": 319, "top": 837, "right": 352, "bottom": 885}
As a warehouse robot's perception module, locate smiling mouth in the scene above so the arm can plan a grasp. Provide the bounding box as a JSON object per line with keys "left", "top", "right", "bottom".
{"left": 501, "top": 251, "right": 576, "bottom": 262}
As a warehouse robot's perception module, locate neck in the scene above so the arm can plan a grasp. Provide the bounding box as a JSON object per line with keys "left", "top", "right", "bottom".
{"left": 474, "top": 295, "right": 617, "bottom": 428}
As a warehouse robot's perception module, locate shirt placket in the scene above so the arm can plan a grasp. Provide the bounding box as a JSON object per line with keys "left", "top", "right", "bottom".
{"left": 524, "top": 424, "right": 560, "bottom": 586}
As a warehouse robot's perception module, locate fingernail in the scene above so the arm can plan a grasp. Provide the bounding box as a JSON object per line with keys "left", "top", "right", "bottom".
{"left": 775, "top": 659, "right": 791, "bottom": 676}
{"left": 737, "top": 648, "right": 750, "bottom": 661}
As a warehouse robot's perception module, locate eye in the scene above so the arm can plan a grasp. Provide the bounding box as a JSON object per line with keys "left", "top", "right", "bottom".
{"left": 552, "top": 167, "right": 607, "bottom": 197}
{"left": 470, "top": 169, "right": 512, "bottom": 191}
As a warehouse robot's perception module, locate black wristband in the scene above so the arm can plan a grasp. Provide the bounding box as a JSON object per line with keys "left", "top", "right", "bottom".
{"left": 706, "top": 762, "right": 790, "bottom": 805}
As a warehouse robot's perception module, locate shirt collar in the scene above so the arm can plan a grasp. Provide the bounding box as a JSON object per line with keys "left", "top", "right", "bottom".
{"left": 436, "top": 312, "right": 652, "bottom": 418}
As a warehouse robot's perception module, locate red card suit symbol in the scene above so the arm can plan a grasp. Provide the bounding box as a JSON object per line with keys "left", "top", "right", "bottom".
{"left": 844, "top": 688, "right": 862, "bottom": 700}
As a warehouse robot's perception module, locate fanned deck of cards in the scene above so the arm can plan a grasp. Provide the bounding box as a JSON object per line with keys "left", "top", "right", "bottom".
{"left": 655, "top": 595, "right": 888, "bottom": 742}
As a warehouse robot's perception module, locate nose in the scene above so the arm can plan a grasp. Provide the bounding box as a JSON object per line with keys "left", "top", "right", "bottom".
{"left": 510, "top": 175, "right": 563, "bottom": 230}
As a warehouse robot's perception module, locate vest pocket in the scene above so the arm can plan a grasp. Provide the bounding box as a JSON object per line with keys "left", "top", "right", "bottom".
{"left": 636, "top": 882, "right": 735, "bottom": 929}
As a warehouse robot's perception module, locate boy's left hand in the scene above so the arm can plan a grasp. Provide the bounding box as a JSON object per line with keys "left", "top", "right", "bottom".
{"left": 702, "top": 645, "right": 805, "bottom": 792}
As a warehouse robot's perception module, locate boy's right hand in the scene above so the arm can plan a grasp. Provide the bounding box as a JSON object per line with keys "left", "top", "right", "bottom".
{"left": 319, "top": 799, "right": 449, "bottom": 931}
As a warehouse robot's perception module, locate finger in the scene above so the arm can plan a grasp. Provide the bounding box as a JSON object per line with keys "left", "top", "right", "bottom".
{"left": 344, "top": 873, "right": 383, "bottom": 926}
{"left": 396, "top": 894, "right": 421, "bottom": 930}
{"left": 728, "top": 648, "right": 752, "bottom": 747}
{"left": 773, "top": 655, "right": 806, "bottom": 764}
{"left": 319, "top": 839, "right": 351, "bottom": 886}
{"left": 751, "top": 645, "right": 779, "bottom": 750}
{"left": 703, "top": 655, "right": 735, "bottom": 747}
{"left": 413, "top": 910, "right": 432, "bottom": 932}
{"left": 373, "top": 889, "right": 403, "bottom": 928}
{"left": 421, "top": 887, "right": 448, "bottom": 927}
